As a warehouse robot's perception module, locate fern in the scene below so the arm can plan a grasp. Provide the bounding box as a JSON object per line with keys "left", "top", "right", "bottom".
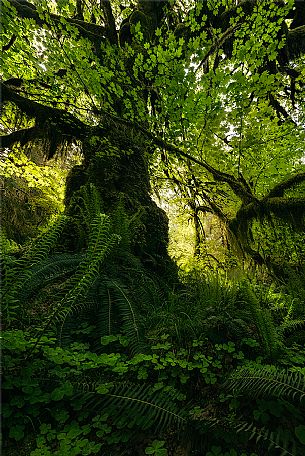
{"left": 0, "top": 231, "right": 20, "bottom": 255}
{"left": 2, "top": 215, "right": 68, "bottom": 325}
{"left": 24, "top": 213, "right": 120, "bottom": 353}
{"left": 51, "top": 214, "right": 120, "bottom": 329}
{"left": 78, "top": 382, "right": 187, "bottom": 433}
{"left": 225, "top": 365, "right": 305, "bottom": 403}
{"left": 16, "top": 253, "right": 84, "bottom": 305}
{"left": 235, "top": 421, "right": 297, "bottom": 455}
{"left": 80, "top": 183, "right": 103, "bottom": 229}
{"left": 107, "top": 279, "right": 141, "bottom": 351}
{"left": 239, "top": 282, "right": 281, "bottom": 357}
{"left": 93, "top": 278, "right": 113, "bottom": 337}
{"left": 279, "top": 318, "right": 305, "bottom": 335}
{"left": 1, "top": 254, "right": 21, "bottom": 324}
{"left": 141, "top": 275, "right": 256, "bottom": 345}
{"left": 71, "top": 183, "right": 103, "bottom": 238}
{"left": 59, "top": 215, "right": 120, "bottom": 316}
{"left": 93, "top": 277, "right": 144, "bottom": 353}
{"left": 110, "top": 198, "right": 133, "bottom": 251}
{"left": 22, "top": 215, "right": 69, "bottom": 265}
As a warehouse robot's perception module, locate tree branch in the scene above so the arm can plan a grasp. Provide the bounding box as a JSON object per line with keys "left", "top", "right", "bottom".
{"left": 2, "top": 34, "right": 17, "bottom": 52}
{"left": 287, "top": 25, "right": 305, "bottom": 60}
{"left": 266, "top": 172, "right": 305, "bottom": 198}
{"left": 76, "top": 0, "right": 84, "bottom": 21}
{"left": 268, "top": 93, "right": 290, "bottom": 121}
{"left": 8, "top": 0, "right": 107, "bottom": 46}
{"left": 195, "top": 25, "right": 240, "bottom": 74}
{"left": 112, "top": 116, "right": 256, "bottom": 204}
{"left": 1, "top": 82, "right": 112, "bottom": 159}
{"left": 263, "top": 197, "right": 305, "bottom": 213}
{"left": 0, "top": 126, "right": 40, "bottom": 149}
{"left": 197, "top": 200, "right": 228, "bottom": 223}
{"left": 1, "top": 82, "right": 87, "bottom": 138}
{"left": 100, "top": 0, "right": 117, "bottom": 44}
{"left": 1, "top": 83, "right": 109, "bottom": 158}
{"left": 231, "top": 196, "right": 305, "bottom": 234}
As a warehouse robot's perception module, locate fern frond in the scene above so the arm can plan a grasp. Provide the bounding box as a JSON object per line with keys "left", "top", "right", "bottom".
{"left": 94, "top": 277, "right": 143, "bottom": 353}
{"left": 235, "top": 421, "right": 297, "bottom": 456}
{"left": 23, "top": 215, "right": 69, "bottom": 265}
{"left": 56, "top": 214, "right": 120, "bottom": 322}
{"left": 84, "top": 184, "right": 103, "bottom": 226}
{"left": 17, "top": 254, "right": 84, "bottom": 304}
{"left": 225, "top": 365, "right": 305, "bottom": 403}
{"left": 2, "top": 216, "right": 68, "bottom": 325}
{"left": 75, "top": 183, "right": 103, "bottom": 230}
{"left": 92, "top": 279, "right": 114, "bottom": 337}
{"left": 279, "top": 319, "right": 305, "bottom": 335}
{"left": 80, "top": 382, "right": 188, "bottom": 433}
{"left": 239, "top": 282, "right": 281, "bottom": 356}
{"left": 108, "top": 280, "right": 140, "bottom": 342}
{"left": 0, "top": 231, "right": 20, "bottom": 255}
{"left": 26, "top": 213, "right": 120, "bottom": 352}
{"left": 110, "top": 199, "right": 133, "bottom": 251}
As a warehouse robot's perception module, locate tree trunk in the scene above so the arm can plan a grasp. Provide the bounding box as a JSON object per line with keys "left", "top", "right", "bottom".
{"left": 64, "top": 130, "right": 175, "bottom": 276}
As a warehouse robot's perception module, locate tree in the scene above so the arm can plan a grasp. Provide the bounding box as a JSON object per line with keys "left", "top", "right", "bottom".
{"left": 1, "top": 0, "right": 305, "bottom": 273}
{"left": 3, "top": 3, "right": 305, "bottom": 453}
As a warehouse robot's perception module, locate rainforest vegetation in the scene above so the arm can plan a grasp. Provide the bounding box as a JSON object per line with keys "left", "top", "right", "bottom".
{"left": 1, "top": 0, "right": 305, "bottom": 454}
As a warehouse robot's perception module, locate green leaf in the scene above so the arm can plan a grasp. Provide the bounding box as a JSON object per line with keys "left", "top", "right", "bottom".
{"left": 9, "top": 424, "right": 25, "bottom": 441}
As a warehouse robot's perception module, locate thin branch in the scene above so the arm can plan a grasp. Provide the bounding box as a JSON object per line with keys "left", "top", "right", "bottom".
{"left": 287, "top": 25, "right": 305, "bottom": 60}
{"left": 195, "top": 25, "right": 240, "bottom": 74}
{"left": 197, "top": 200, "right": 227, "bottom": 223}
{"left": 268, "top": 93, "right": 290, "bottom": 121}
{"left": 76, "top": 0, "right": 84, "bottom": 20}
{"left": 112, "top": 116, "right": 256, "bottom": 204}
{"left": 213, "top": 131, "right": 233, "bottom": 149}
{"left": 2, "top": 34, "right": 17, "bottom": 52}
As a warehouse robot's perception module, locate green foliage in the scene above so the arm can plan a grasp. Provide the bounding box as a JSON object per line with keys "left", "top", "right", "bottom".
{"left": 2, "top": 1, "right": 305, "bottom": 455}
{"left": 2, "top": 184, "right": 305, "bottom": 455}
{"left": 145, "top": 440, "right": 168, "bottom": 456}
{"left": 238, "top": 282, "right": 281, "bottom": 357}
{"left": 4, "top": 320, "right": 305, "bottom": 455}
{"left": 225, "top": 365, "right": 305, "bottom": 403}
{"left": 0, "top": 150, "right": 73, "bottom": 243}
{"left": 2, "top": 215, "right": 69, "bottom": 324}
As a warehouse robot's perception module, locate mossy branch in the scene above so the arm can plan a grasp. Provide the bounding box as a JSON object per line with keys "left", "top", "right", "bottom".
{"left": 7, "top": 0, "right": 107, "bottom": 45}
{"left": 266, "top": 173, "right": 305, "bottom": 198}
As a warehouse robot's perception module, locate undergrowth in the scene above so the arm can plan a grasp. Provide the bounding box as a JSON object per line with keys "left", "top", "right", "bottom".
{"left": 2, "top": 185, "right": 305, "bottom": 456}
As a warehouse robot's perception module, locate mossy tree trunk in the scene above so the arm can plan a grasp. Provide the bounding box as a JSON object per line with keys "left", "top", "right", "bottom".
{"left": 64, "top": 132, "right": 172, "bottom": 273}
{"left": 1, "top": 0, "right": 176, "bottom": 275}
